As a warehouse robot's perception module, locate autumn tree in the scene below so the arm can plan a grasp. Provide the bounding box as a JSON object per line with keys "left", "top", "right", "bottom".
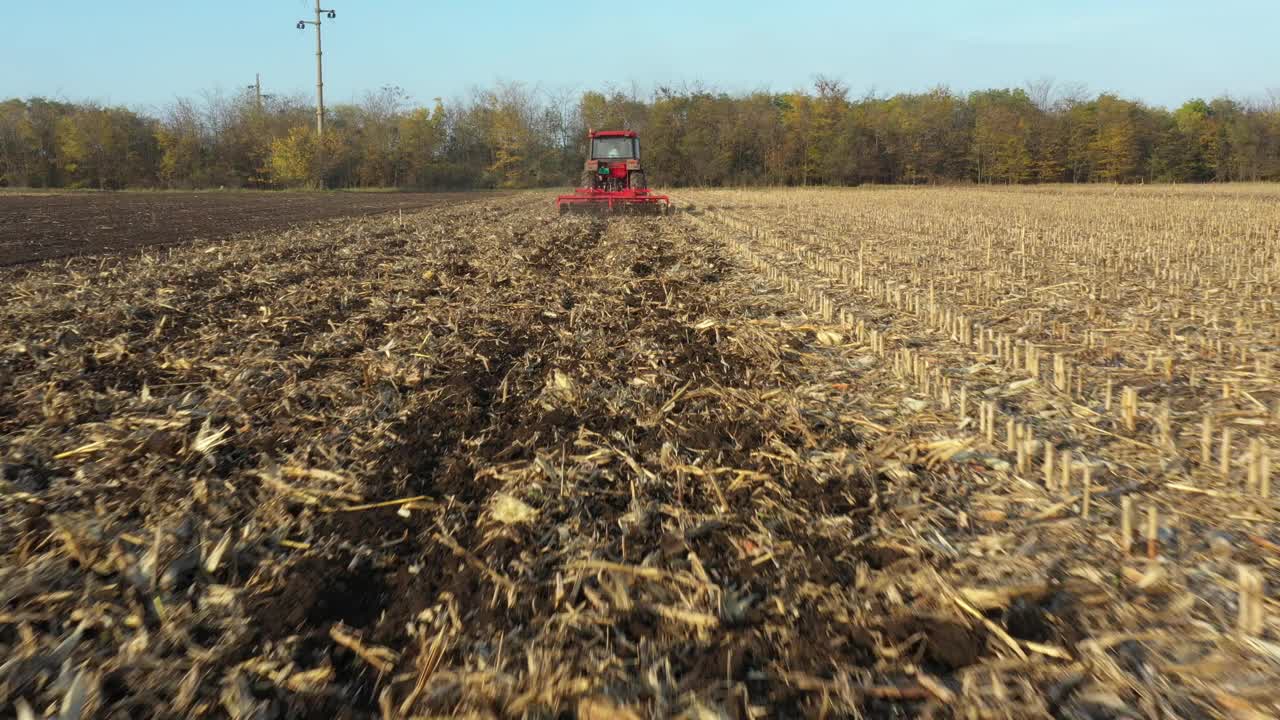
{"left": 970, "top": 89, "right": 1037, "bottom": 183}
{"left": 1088, "top": 95, "right": 1140, "bottom": 182}
{"left": 269, "top": 126, "right": 347, "bottom": 188}
{"left": 4, "top": 81, "right": 1280, "bottom": 189}
{"left": 0, "top": 100, "right": 38, "bottom": 186}
{"left": 156, "top": 99, "right": 205, "bottom": 187}
{"left": 398, "top": 100, "right": 446, "bottom": 187}
{"left": 889, "top": 88, "right": 972, "bottom": 183}
{"left": 56, "top": 105, "right": 157, "bottom": 189}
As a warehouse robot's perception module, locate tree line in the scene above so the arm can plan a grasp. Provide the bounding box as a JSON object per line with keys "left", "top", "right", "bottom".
{"left": 2, "top": 80, "right": 1279, "bottom": 190}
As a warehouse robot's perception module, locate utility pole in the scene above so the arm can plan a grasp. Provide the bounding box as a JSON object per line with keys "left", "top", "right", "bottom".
{"left": 297, "top": 2, "right": 337, "bottom": 135}
{"left": 245, "top": 74, "right": 274, "bottom": 112}
{"left": 247, "top": 73, "right": 262, "bottom": 111}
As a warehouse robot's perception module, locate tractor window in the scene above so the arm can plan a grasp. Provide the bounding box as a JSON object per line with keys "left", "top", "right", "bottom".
{"left": 591, "top": 137, "right": 636, "bottom": 159}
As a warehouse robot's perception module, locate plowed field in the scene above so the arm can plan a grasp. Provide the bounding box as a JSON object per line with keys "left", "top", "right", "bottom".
{"left": 0, "top": 191, "right": 493, "bottom": 266}
{"left": 2, "top": 187, "right": 1279, "bottom": 718}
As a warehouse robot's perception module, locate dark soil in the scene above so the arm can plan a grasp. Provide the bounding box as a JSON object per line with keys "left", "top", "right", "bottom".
{"left": 0, "top": 190, "right": 502, "bottom": 265}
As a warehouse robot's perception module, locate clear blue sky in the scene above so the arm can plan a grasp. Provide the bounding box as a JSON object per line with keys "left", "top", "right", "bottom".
{"left": 6, "top": 0, "right": 1278, "bottom": 111}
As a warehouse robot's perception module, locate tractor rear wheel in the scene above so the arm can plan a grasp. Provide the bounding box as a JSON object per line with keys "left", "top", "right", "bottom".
{"left": 630, "top": 171, "right": 648, "bottom": 189}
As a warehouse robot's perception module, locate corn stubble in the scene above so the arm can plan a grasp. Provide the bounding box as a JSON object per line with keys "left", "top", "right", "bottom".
{"left": 1, "top": 185, "right": 1279, "bottom": 718}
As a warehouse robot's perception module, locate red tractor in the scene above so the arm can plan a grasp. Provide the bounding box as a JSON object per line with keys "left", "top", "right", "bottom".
{"left": 556, "top": 129, "right": 671, "bottom": 214}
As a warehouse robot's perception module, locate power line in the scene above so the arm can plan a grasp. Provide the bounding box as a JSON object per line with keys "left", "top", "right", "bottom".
{"left": 296, "top": 1, "right": 337, "bottom": 136}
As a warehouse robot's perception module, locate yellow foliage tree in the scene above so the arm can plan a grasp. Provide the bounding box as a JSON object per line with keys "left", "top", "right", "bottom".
{"left": 269, "top": 127, "right": 314, "bottom": 186}
{"left": 1089, "top": 96, "right": 1139, "bottom": 182}
{"left": 269, "top": 127, "right": 346, "bottom": 188}
{"left": 398, "top": 101, "right": 445, "bottom": 186}
{"left": 485, "top": 85, "right": 536, "bottom": 188}
{"left": 56, "top": 107, "right": 131, "bottom": 188}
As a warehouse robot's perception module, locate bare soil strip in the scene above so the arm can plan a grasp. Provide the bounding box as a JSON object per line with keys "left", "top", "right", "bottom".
{"left": 0, "top": 191, "right": 501, "bottom": 266}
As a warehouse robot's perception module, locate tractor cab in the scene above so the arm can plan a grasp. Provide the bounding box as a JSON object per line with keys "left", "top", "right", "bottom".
{"left": 584, "top": 130, "right": 644, "bottom": 192}
{"left": 591, "top": 133, "right": 639, "bottom": 160}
